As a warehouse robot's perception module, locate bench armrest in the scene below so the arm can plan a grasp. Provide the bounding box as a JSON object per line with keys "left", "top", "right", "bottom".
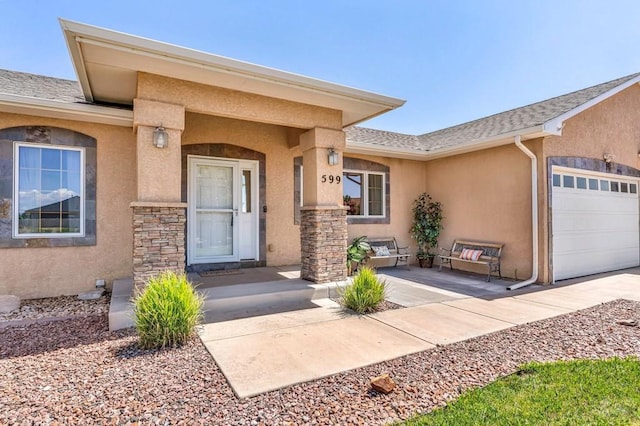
{"left": 397, "top": 246, "right": 410, "bottom": 254}
{"left": 439, "top": 247, "right": 452, "bottom": 255}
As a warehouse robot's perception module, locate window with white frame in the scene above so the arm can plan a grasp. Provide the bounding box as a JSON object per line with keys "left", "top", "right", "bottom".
{"left": 343, "top": 170, "right": 385, "bottom": 217}
{"left": 14, "top": 143, "right": 84, "bottom": 237}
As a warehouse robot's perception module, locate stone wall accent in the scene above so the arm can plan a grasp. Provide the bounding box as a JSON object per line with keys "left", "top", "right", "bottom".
{"left": 300, "top": 207, "right": 347, "bottom": 283}
{"left": 132, "top": 203, "right": 186, "bottom": 288}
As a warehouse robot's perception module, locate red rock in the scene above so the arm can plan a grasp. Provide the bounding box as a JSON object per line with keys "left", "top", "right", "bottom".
{"left": 370, "top": 373, "right": 396, "bottom": 394}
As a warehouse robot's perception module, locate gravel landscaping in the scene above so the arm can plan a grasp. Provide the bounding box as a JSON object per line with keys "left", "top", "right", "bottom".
{"left": 1, "top": 299, "right": 639, "bottom": 425}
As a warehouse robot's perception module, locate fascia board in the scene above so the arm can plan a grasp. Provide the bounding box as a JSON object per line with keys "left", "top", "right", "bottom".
{"left": 0, "top": 93, "right": 133, "bottom": 127}
{"left": 543, "top": 75, "right": 640, "bottom": 135}
{"left": 347, "top": 125, "right": 546, "bottom": 161}
{"left": 59, "top": 19, "right": 405, "bottom": 111}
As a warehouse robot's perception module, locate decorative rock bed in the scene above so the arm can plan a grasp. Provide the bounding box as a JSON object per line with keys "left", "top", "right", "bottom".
{"left": 0, "top": 293, "right": 109, "bottom": 328}
{"left": 0, "top": 297, "right": 638, "bottom": 424}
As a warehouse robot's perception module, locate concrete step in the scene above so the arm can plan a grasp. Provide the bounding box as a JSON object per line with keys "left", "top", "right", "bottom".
{"left": 108, "top": 277, "right": 341, "bottom": 331}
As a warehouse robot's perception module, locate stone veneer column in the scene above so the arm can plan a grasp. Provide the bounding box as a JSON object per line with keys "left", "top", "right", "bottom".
{"left": 299, "top": 127, "right": 347, "bottom": 283}
{"left": 132, "top": 99, "right": 186, "bottom": 288}
{"left": 132, "top": 202, "right": 187, "bottom": 288}
{"left": 300, "top": 206, "right": 348, "bottom": 282}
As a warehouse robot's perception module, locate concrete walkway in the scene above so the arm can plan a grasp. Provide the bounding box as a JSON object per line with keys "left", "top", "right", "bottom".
{"left": 198, "top": 270, "right": 640, "bottom": 398}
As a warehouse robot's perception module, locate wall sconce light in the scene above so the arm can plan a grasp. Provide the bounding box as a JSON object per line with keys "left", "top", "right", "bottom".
{"left": 603, "top": 153, "right": 615, "bottom": 164}
{"left": 328, "top": 148, "right": 339, "bottom": 166}
{"left": 153, "top": 125, "right": 168, "bottom": 148}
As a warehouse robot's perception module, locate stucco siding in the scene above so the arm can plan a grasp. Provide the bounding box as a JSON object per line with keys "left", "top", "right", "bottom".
{"left": 425, "top": 144, "right": 534, "bottom": 279}
{"left": 0, "top": 112, "right": 135, "bottom": 299}
{"left": 544, "top": 84, "right": 640, "bottom": 166}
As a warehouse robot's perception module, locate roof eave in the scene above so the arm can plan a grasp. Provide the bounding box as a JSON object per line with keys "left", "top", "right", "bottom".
{"left": 0, "top": 93, "right": 133, "bottom": 127}
{"left": 347, "top": 125, "right": 547, "bottom": 161}
{"left": 543, "top": 75, "right": 640, "bottom": 134}
{"left": 59, "top": 19, "right": 405, "bottom": 126}
{"left": 419, "top": 126, "right": 547, "bottom": 160}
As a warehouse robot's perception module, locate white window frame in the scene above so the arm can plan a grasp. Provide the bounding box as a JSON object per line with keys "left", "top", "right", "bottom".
{"left": 343, "top": 169, "right": 386, "bottom": 218}
{"left": 13, "top": 142, "right": 85, "bottom": 238}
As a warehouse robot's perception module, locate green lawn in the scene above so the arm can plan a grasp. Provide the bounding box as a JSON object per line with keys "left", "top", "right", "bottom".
{"left": 401, "top": 358, "right": 640, "bottom": 426}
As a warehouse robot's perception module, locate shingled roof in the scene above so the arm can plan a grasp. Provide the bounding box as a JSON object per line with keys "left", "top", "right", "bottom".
{"left": 0, "top": 69, "right": 85, "bottom": 103}
{"left": 2, "top": 68, "right": 640, "bottom": 155}
{"left": 347, "top": 72, "right": 640, "bottom": 153}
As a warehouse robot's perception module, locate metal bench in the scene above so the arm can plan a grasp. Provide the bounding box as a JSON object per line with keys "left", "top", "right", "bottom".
{"left": 439, "top": 240, "right": 503, "bottom": 281}
{"left": 365, "top": 237, "right": 410, "bottom": 268}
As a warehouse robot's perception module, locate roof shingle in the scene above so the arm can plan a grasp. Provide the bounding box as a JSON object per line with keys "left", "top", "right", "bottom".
{"left": 348, "top": 72, "right": 640, "bottom": 153}
{"left": 0, "top": 69, "right": 84, "bottom": 103}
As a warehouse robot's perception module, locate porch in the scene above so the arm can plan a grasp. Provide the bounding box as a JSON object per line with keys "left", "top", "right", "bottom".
{"left": 108, "top": 265, "right": 529, "bottom": 330}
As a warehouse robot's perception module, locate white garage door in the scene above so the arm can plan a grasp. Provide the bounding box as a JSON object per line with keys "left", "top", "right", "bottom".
{"left": 552, "top": 167, "right": 639, "bottom": 281}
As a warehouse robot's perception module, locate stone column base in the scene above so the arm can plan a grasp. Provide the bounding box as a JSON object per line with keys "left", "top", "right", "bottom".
{"left": 300, "top": 206, "right": 347, "bottom": 283}
{"left": 131, "top": 202, "right": 187, "bottom": 288}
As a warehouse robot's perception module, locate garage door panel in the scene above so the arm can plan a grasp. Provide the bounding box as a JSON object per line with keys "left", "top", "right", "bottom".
{"left": 552, "top": 169, "right": 639, "bottom": 281}
{"left": 553, "top": 213, "right": 638, "bottom": 233}
{"left": 553, "top": 193, "right": 637, "bottom": 213}
{"left": 553, "top": 231, "right": 638, "bottom": 254}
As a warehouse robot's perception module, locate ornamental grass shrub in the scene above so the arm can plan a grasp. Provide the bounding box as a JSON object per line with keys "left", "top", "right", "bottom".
{"left": 133, "top": 271, "right": 204, "bottom": 349}
{"left": 339, "top": 266, "right": 386, "bottom": 314}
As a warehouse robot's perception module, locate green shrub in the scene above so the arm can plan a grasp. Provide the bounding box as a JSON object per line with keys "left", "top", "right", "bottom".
{"left": 133, "top": 271, "right": 204, "bottom": 349}
{"left": 339, "top": 266, "right": 386, "bottom": 314}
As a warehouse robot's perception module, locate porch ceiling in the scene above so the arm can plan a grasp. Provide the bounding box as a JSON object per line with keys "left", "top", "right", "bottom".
{"left": 60, "top": 19, "right": 405, "bottom": 128}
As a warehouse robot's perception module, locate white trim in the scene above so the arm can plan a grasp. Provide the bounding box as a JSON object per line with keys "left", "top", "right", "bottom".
{"left": 347, "top": 125, "right": 546, "bottom": 161}
{"left": 544, "top": 75, "right": 640, "bottom": 135}
{"left": 59, "top": 18, "right": 405, "bottom": 126}
{"left": 0, "top": 92, "right": 133, "bottom": 127}
{"left": 239, "top": 160, "right": 260, "bottom": 261}
{"left": 13, "top": 142, "right": 85, "bottom": 238}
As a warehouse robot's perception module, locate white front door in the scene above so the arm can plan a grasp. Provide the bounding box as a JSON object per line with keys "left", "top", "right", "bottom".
{"left": 188, "top": 156, "right": 258, "bottom": 265}
{"left": 552, "top": 167, "right": 640, "bottom": 281}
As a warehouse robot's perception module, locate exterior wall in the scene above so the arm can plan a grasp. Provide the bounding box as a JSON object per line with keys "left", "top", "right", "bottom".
{"left": 541, "top": 84, "right": 640, "bottom": 283}
{"left": 137, "top": 73, "right": 342, "bottom": 130}
{"left": 0, "top": 112, "right": 135, "bottom": 299}
{"left": 424, "top": 144, "right": 534, "bottom": 279}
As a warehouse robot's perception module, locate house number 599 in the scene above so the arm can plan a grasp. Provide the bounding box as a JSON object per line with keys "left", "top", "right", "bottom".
{"left": 321, "top": 174, "right": 342, "bottom": 184}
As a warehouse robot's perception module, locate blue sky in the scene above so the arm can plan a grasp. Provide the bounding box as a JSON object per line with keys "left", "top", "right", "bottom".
{"left": 2, "top": 1, "right": 640, "bottom": 134}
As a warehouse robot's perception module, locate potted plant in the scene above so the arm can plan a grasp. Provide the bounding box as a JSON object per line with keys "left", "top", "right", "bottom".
{"left": 410, "top": 193, "right": 444, "bottom": 268}
{"left": 346, "top": 236, "right": 371, "bottom": 275}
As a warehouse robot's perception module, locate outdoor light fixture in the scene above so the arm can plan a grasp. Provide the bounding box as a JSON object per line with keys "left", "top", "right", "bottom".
{"left": 153, "top": 125, "right": 168, "bottom": 148}
{"left": 603, "top": 153, "right": 615, "bottom": 164}
{"left": 328, "top": 148, "right": 339, "bottom": 166}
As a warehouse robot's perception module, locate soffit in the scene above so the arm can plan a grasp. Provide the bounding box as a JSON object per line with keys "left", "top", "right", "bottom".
{"left": 60, "top": 19, "right": 405, "bottom": 127}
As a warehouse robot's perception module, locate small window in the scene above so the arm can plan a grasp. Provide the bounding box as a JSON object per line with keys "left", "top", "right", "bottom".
{"left": 631, "top": 184, "right": 637, "bottom": 194}
{"left": 552, "top": 174, "right": 561, "bottom": 187}
{"left": 600, "top": 180, "right": 610, "bottom": 191}
{"left": 563, "top": 175, "right": 574, "bottom": 188}
{"left": 14, "top": 143, "right": 84, "bottom": 237}
{"left": 343, "top": 170, "right": 385, "bottom": 217}
{"left": 576, "top": 177, "right": 587, "bottom": 189}
{"left": 588, "top": 178, "right": 598, "bottom": 190}
{"left": 241, "top": 169, "right": 252, "bottom": 213}
{"left": 611, "top": 181, "right": 619, "bottom": 192}
{"left": 621, "top": 182, "right": 629, "bottom": 193}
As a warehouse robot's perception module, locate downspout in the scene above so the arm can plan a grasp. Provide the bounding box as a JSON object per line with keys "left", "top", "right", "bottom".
{"left": 507, "top": 135, "right": 539, "bottom": 290}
